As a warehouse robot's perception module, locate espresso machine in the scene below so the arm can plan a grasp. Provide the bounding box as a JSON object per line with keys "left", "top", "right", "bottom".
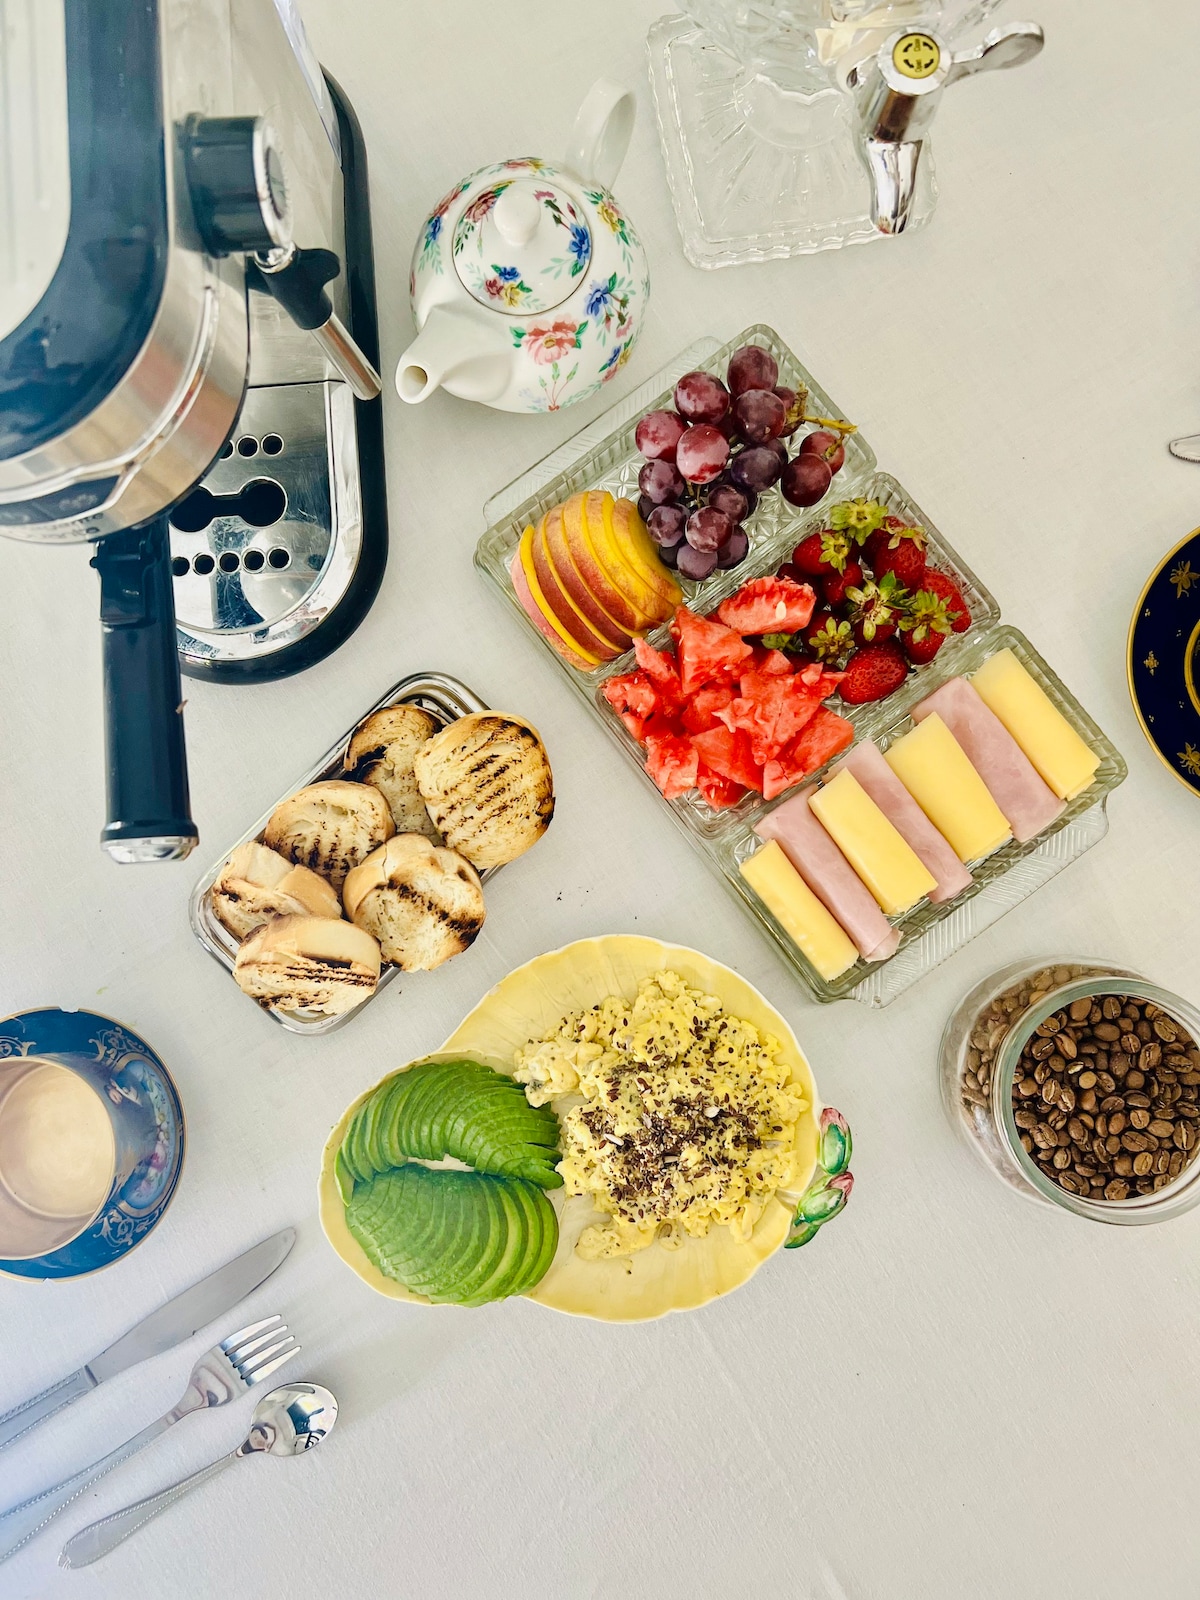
{"left": 0, "top": 0, "right": 387, "bottom": 862}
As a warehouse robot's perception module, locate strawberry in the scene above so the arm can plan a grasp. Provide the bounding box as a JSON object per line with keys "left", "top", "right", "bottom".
{"left": 872, "top": 538, "right": 926, "bottom": 592}
{"left": 903, "top": 629, "right": 947, "bottom": 666}
{"left": 901, "top": 588, "right": 955, "bottom": 646}
{"left": 829, "top": 497, "right": 887, "bottom": 546}
{"left": 821, "top": 559, "right": 863, "bottom": 610}
{"left": 839, "top": 640, "right": 909, "bottom": 705}
{"left": 790, "top": 528, "right": 854, "bottom": 577}
{"left": 862, "top": 512, "right": 916, "bottom": 567}
{"left": 921, "top": 567, "right": 971, "bottom": 632}
{"left": 803, "top": 611, "right": 855, "bottom": 667}
{"left": 845, "top": 569, "right": 908, "bottom": 645}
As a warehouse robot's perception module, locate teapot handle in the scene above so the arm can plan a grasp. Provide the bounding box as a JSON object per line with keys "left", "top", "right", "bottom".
{"left": 564, "top": 79, "right": 635, "bottom": 191}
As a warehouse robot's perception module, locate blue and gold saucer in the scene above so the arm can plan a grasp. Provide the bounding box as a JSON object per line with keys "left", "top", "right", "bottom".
{"left": 1128, "top": 527, "right": 1200, "bottom": 796}
{"left": 0, "top": 1010, "right": 184, "bottom": 1281}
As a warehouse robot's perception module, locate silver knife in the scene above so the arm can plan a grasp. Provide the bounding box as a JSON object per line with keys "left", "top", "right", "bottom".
{"left": 1168, "top": 433, "right": 1200, "bottom": 462}
{"left": 0, "top": 1228, "right": 295, "bottom": 1453}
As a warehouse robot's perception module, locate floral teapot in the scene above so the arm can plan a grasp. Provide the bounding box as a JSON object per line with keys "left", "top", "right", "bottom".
{"left": 397, "top": 81, "right": 649, "bottom": 414}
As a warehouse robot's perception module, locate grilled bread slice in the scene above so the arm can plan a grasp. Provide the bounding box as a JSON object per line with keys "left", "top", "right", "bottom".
{"left": 344, "top": 704, "right": 440, "bottom": 839}
{"left": 264, "top": 780, "right": 394, "bottom": 889}
{"left": 342, "top": 835, "right": 486, "bottom": 972}
{"left": 413, "top": 713, "right": 553, "bottom": 870}
{"left": 233, "top": 915, "right": 381, "bottom": 1016}
{"left": 211, "top": 841, "right": 341, "bottom": 941}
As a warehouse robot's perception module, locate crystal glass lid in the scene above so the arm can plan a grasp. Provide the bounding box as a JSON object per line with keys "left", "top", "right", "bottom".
{"left": 452, "top": 174, "right": 591, "bottom": 315}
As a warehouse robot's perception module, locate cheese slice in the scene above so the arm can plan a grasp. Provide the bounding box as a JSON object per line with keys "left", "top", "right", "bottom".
{"left": 884, "top": 714, "right": 1012, "bottom": 864}
{"left": 808, "top": 770, "right": 936, "bottom": 916}
{"left": 740, "top": 841, "right": 858, "bottom": 981}
{"left": 971, "top": 648, "right": 1100, "bottom": 800}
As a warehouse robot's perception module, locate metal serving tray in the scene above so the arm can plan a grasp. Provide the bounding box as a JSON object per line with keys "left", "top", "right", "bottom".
{"left": 475, "top": 327, "right": 1127, "bottom": 1007}
{"left": 189, "top": 672, "right": 492, "bottom": 1035}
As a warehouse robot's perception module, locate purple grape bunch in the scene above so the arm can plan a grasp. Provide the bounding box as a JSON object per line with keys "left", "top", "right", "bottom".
{"left": 632, "top": 343, "right": 849, "bottom": 581}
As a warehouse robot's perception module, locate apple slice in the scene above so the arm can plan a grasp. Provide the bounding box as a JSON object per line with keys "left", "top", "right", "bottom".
{"left": 540, "top": 505, "right": 635, "bottom": 653}
{"left": 530, "top": 509, "right": 627, "bottom": 658}
{"left": 511, "top": 529, "right": 601, "bottom": 670}
{"left": 561, "top": 493, "right": 655, "bottom": 633}
{"left": 606, "top": 495, "right": 682, "bottom": 612}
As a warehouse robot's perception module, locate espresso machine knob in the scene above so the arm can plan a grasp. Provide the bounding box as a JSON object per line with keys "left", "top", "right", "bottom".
{"left": 183, "top": 115, "right": 292, "bottom": 257}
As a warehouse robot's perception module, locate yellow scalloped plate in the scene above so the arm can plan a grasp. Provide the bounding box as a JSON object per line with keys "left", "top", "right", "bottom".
{"left": 318, "top": 936, "right": 821, "bottom": 1322}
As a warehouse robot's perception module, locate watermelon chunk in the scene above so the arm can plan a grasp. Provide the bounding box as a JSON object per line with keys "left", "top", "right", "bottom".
{"left": 680, "top": 682, "right": 734, "bottom": 735}
{"left": 643, "top": 727, "right": 699, "bottom": 800}
{"left": 632, "top": 637, "right": 684, "bottom": 717}
{"left": 761, "top": 707, "right": 854, "bottom": 800}
{"left": 602, "top": 671, "right": 657, "bottom": 743}
{"left": 715, "top": 576, "right": 816, "bottom": 636}
{"left": 725, "top": 670, "right": 831, "bottom": 765}
{"left": 672, "top": 607, "right": 753, "bottom": 696}
{"left": 696, "top": 764, "right": 745, "bottom": 809}
{"left": 690, "top": 727, "right": 764, "bottom": 792}
{"left": 751, "top": 647, "right": 796, "bottom": 676}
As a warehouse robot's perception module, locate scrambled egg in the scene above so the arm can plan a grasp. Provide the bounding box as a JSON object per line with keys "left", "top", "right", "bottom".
{"left": 512, "top": 971, "right": 807, "bottom": 1259}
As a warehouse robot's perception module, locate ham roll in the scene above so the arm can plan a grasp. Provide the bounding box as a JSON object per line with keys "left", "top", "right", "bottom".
{"left": 755, "top": 791, "right": 900, "bottom": 963}
{"left": 912, "top": 677, "right": 1065, "bottom": 844}
{"left": 830, "top": 738, "right": 973, "bottom": 904}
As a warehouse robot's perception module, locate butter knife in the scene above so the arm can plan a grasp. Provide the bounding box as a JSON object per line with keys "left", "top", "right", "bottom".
{"left": 0, "top": 1228, "right": 295, "bottom": 1452}
{"left": 1168, "top": 434, "right": 1200, "bottom": 462}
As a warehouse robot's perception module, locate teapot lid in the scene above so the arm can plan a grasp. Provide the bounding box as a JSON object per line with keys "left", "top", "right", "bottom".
{"left": 452, "top": 173, "right": 591, "bottom": 316}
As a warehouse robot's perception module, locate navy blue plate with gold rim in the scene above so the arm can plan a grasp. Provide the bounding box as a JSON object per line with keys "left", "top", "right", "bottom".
{"left": 1128, "top": 527, "right": 1200, "bottom": 797}
{"left": 0, "top": 1010, "right": 184, "bottom": 1281}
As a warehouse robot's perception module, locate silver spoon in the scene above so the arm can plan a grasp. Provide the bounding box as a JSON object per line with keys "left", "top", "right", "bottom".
{"left": 58, "top": 1383, "right": 337, "bottom": 1569}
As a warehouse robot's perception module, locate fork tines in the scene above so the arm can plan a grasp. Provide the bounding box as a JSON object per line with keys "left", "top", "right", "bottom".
{"left": 220, "top": 1315, "right": 299, "bottom": 1386}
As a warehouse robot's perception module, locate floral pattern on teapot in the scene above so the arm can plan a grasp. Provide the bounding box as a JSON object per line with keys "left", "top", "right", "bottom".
{"left": 405, "top": 147, "right": 649, "bottom": 414}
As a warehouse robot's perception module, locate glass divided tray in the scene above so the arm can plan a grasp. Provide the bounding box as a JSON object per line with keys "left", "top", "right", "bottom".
{"left": 475, "top": 327, "right": 1126, "bottom": 1005}
{"left": 189, "top": 672, "right": 493, "bottom": 1036}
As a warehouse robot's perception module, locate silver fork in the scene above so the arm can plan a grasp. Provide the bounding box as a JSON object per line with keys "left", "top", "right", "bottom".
{"left": 0, "top": 1315, "right": 297, "bottom": 1562}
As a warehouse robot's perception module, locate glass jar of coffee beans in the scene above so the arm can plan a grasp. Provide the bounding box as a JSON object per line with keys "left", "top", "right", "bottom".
{"left": 939, "top": 960, "right": 1200, "bottom": 1223}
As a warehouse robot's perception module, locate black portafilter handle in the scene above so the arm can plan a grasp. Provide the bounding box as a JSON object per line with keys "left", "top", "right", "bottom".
{"left": 92, "top": 518, "right": 197, "bottom": 863}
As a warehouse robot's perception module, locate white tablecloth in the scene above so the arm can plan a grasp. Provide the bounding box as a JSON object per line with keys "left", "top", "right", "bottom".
{"left": 4, "top": 2, "right": 1200, "bottom": 1595}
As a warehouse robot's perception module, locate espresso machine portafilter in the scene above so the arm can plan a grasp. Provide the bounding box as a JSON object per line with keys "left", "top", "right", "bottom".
{"left": 0, "top": 0, "right": 388, "bottom": 863}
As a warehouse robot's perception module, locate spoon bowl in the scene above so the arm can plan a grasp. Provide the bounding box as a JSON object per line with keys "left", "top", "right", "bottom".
{"left": 241, "top": 1382, "right": 338, "bottom": 1458}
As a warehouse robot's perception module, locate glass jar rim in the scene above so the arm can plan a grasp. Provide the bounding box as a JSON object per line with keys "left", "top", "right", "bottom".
{"left": 991, "top": 974, "right": 1200, "bottom": 1225}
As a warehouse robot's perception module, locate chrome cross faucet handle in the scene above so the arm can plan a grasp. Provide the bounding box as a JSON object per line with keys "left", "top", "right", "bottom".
{"left": 850, "top": 22, "right": 1045, "bottom": 235}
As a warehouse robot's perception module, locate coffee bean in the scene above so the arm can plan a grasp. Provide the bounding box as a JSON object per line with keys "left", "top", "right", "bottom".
{"left": 1058, "top": 1033, "right": 1078, "bottom": 1060}
{"left": 1133, "top": 1152, "right": 1154, "bottom": 1176}
{"left": 1122, "top": 1130, "right": 1150, "bottom": 1152}
{"left": 1031, "top": 1036, "right": 1056, "bottom": 1060}
{"left": 1154, "top": 1017, "right": 1178, "bottom": 1042}
{"left": 1077, "top": 1071, "right": 1098, "bottom": 1089}
{"left": 1105, "top": 1179, "right": 1129, "bottom": 1200}
{"left": 1129, "top": 1108, "right": 1151, "bottom": 1130}
{"left": 1094, "top": 1022, "right": 1121, "bottom": 1042}
{"left": 1069, "top": 999, "right": 1092, "bottom": 1022}
{"left": 1149, "top": 1119, "right": 1175, "bottom": 1138}
{"left": 1120, "top": 1033, "right": 1141, "bottom": 1055}
{"left": 1015, "top": 1110, "right": 1038, "bottom": 1130}
{"left": 1102, "top": 997, "right": 1123, "bottom": 1020}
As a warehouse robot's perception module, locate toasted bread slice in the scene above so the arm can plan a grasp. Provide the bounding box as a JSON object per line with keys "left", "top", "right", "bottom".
{"left": 413, "top": 713, "right": 553, "bottom": 870}
{"left": 233, "top": 915, "right": 381, "bottom": 1016}
{"left": 264, "top": 780, "right": 393, "bottom": 889}
{"left": 211, "top": 840, "right": 341, "bottom": 941}
{"left": 345, "top": 705, "right": 441, "bottom": 839}
{"left": 343, "top": 835, "right": 486, "bottom": 971}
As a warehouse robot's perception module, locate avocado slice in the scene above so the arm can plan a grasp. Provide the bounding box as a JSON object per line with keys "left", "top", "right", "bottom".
{"left": 380, "top": 1070, "right": 427, "bottom": 1170}
{"left": 446, "top": 1175, "right": 510, "bottom": 1305}
{"left": 341, "top": 1101, "right": 377, "bottom": 1186}
{"left": 504, "top": 1178, "right": 550, "bottom": 1298}
{"left": 520, "top": 1182, "right": 560, "bottom": 1292}
{"left": 461, "top": 1177, "right": 529, "bottom": 1305}
{"left": 334, "top": 1147, "right": 357, "bottom": 1206}
{"left": 363, "top": 1073, "right": 406, "bottom": 1176}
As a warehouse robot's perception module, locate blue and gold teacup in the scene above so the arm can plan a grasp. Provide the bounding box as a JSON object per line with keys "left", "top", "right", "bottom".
{"left": 0, "top": 1009, "right": 184, "bottom": 1280}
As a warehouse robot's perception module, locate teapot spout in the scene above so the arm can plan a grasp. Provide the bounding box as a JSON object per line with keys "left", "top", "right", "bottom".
{"left": 395, "top": 306, "right": 510, "bottom": 405}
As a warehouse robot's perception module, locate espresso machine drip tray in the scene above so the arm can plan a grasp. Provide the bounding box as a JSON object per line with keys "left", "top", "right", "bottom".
{"left": 171, "top": 379, "right": 362, "bottom": 675}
